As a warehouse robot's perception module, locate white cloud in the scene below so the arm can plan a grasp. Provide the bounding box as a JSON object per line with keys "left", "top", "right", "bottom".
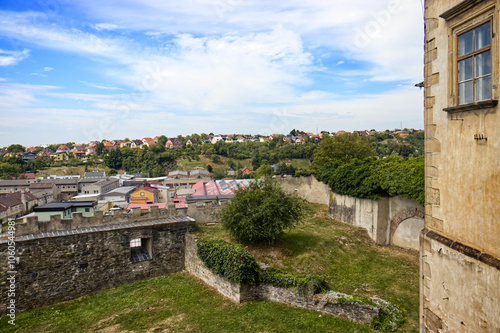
{"left": 94, "top": 23, "right": 124, "bottom": 31}
{"left": 43, "top": 67, "right": 53, "bottom": 71}
{"left": 78, "top": 80, "right": 124, "bottom": 91}
{"left": 0, "top": 49, "right": 30, "bottom": 66}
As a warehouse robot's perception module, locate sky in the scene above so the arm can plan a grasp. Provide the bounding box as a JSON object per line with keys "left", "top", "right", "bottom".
{"left": 0, "top": 0, "right": 425, "bottom": 147}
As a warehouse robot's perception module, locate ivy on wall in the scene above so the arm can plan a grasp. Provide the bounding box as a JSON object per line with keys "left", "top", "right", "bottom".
{"left": 196, "top": 239, "right": 260, "bottom": 284}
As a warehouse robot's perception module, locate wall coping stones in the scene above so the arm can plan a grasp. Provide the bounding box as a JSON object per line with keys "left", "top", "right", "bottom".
{"left": 0, "top": 216, "right": 195, "bottom": 244}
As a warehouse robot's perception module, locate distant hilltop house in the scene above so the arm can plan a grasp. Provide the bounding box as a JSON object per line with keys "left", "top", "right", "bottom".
{"left": 186, "top": 138, "right": 197, "bottom": 146}
{"left": 166, "top": 138, "right": 182, "bottom": 149}
{"left": 55, "top": 144, "right": 71, "bottom": 154}
{"left": 142, "top": 137, "right": 156, "bottom": 147}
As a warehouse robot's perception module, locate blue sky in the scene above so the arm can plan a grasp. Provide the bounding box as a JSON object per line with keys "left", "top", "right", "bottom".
{"left": 0, "top": 0, "right": 424, "bottom": 147}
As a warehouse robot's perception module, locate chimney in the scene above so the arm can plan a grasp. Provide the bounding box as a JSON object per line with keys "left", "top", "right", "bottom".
{"left": 21, "top": 188, "right": 27, "bottom": 212}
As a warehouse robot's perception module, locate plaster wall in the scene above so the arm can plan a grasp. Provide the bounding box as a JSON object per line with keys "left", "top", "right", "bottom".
{"left": 328, "top": 193, "right": 423, "bottom": 248}
{"left": 279, "top": 176, "right": 331, "bottom": 205}
{"left": 423, "top": 1, "right": 500, "bottom": 331}
{"left": 420, "top": 232, "right": 500, "bottom": 332}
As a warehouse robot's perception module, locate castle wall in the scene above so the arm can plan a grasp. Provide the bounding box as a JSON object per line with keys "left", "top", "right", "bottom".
{"left": 0, "top": 216, "right": 195, "bottom": 314}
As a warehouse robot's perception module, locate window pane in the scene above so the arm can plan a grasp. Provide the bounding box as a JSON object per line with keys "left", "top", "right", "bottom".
{"left": 458, "top": 57, "right": 473, "bottom": 81}
{"left": 459, "top": 81, "right": 473, "bottom": 104}
{"left": 459, "top": 30, "right": 473, "bottom": 56}
{"left": 475, "top": 50, "right": 491, "bottom": 77}
{"left": 475, "top": 76, "right": 491, "bottom": 101}
{"left": 475, "top": 22, "right": 490, "bottom": 50}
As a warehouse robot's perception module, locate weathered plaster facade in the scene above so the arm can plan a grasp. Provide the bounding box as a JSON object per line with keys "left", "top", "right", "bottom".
{"left": 328, "top": 192, "right": 424, "bottom": 249}
{"left": 422, "top": 0, "right": 500, "bottom": 331}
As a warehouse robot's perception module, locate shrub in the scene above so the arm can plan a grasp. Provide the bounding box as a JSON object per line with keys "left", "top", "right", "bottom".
{"left": 196, "top": 239, "right": 260, "bottom": 284}
{"left": 221, "top": 178, "right": 305, "bottom": 244}
{"left": 261, "top": 267, "right": 328, "bottom": 294}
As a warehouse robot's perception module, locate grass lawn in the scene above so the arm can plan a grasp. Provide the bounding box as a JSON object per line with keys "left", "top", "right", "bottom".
{"left": 0, "top": 272, "right": 378, "bottom": 333}
{"left": 196, "top": 204, "right": 419, "bottom": 332}
{"left": 0, "top": 204, "right": 419, "bottom": 332}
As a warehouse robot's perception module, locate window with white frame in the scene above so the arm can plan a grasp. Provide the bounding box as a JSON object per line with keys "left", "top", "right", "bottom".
{"left": 458, "top": 20, "right": 491, "bottom": 104}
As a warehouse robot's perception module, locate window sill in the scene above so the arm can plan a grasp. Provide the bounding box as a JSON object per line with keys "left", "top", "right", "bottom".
{"left": 443, "top": 100, "right": 498, "bottom": 113}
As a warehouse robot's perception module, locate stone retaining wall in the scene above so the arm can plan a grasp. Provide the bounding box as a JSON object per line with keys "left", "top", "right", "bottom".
{"left": 184, "top": 233, "right": 380, "bottom": 324}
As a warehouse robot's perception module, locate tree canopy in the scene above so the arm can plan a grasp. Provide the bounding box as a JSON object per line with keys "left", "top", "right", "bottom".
{"left": 311, "top": 133, "right": 375, "bottom": 170}
{"left": 221, "top": 178, "right": 305, "bottom": 244}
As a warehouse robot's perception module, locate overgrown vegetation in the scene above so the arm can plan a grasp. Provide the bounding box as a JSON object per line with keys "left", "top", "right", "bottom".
{"left": 221, "top": 177, "right": 305, "bottom": 244}
{"left": 314, "top": 156, "right": 424, "bottom": 205}
{"left": 261, "top": 266, "right": 328, "bottom": 294}
{"left": 197, "top": 239, "right": 260, "bottom": 284}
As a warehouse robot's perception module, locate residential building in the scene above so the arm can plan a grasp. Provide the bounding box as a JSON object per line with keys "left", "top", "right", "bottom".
{"left": 186, "top": 139, "right": 197, "bottom": 146}
{"left": 0, "top": 191, "right": 38, "bottom": 221}
{"left": 165, "top": 138, "right": 182, "bottom": 149}
{"left": 131, "top": 139, "right": 143, "bottom": 148}
{"left": 51, "top": 151, "right": 69, "bottom": 161}
{"left": 80, "top": 178, "right": 119, "bottom": 195}
{"left": 39, "top": 179, "right": 78, "bottom": 200}
{"left": 55, "top": 144, "right": 71, "bottom": 154}
{"left": 33, "top": 201, "right": 97, "bottom": 221}
{"left": 241, "top": 167, "right": 252, "bottom": 176}
{"left": 100, "top": 186, "right": 136, "bottom": 204}
{"left": 86, "top": 143, "right": 97, "bottom": 156}
{"left": 29, "top": 182, "right": 60, "bottom": 203}
{"left": 130, "top": 183, "right": 158, "bottom": 204}
{"left": 421, "top": 1, "right": 500, "bottom": 332}
{"left": 0, "top": 179, "right": 33, "bottom": 193}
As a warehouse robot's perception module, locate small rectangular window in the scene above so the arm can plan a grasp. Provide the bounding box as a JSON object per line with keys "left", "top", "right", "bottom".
{"left": 130, "top": 238, "right": 152, "bottom": 263}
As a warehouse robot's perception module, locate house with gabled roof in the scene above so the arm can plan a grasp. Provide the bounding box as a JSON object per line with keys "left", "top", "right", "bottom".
{"left": 130, "top": 183, "right": 158, "bottom": 204}
{"left": 165, "top": 138, "right": 182, "bottom": 149}
{"left": 142, "top": 137, "right": 156, "bottom": 146}
{"left": 56, "top": 145, "right": 71, "bottom": 154}
{"left": 0, "top": 191, "right": 38, "bottom": 220}
{"left": 131, "top": 140, "right": 143, "bottom": 148}
{"left": 186, "top": 139, "right": 197, "bottom": 146}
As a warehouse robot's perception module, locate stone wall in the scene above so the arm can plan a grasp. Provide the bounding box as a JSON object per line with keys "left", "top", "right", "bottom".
{"left": 185, "top": 234, "right": 380, "bottom": 324}
{"left": 329, "top": 192, "right": 424, "bottom": 249}
{"left": 184, "top": 233, "right": 256, "bottom": 303}
{"left": 0, "top": 216, "right": 195, "bottom": 313}
{"left": 15, "top": 202, "right": 221, "bottom": 236}
{"left": 279, "top": 175, "right": 331, "bottom": 205}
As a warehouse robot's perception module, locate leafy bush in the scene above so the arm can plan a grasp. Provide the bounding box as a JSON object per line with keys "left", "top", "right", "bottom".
{"left": 197, "top": 239, "right": 260, "bottom": 284}
{"left": 221, "top": 178, "right": 305, "bottom": 244}
{"left": 261, "top": 267, "right": 328, "bottom": 294}
{"left": 315, "top": 156, "right": 424, "bottom": 206}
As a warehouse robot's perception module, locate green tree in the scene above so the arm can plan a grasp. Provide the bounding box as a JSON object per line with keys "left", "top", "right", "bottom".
{"left": 221, "top": 178, "right": 305, "bottom": 244}
{"left": 6, "top": 144, "right": 24, "bottom": 153}
{"left": 96, "top": 142, "right": 105, "bottom": 155}
{"left": 311, "top": 134, "right": 375, "bottom": 170}
{"left": 256, "top": 164, "right": 273, "bottom": 179}
{"left": 105, "top": 148, "right": 122, "bottom": 169}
